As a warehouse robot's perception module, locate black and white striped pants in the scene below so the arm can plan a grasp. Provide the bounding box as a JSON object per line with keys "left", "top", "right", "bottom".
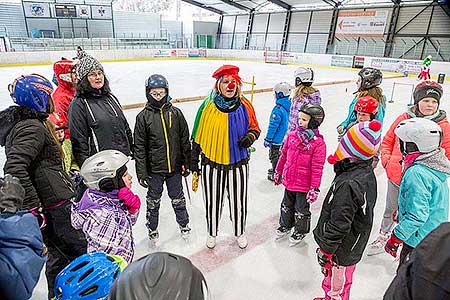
{"left": 201, "top": 163, "right": 249, "bottom": 237}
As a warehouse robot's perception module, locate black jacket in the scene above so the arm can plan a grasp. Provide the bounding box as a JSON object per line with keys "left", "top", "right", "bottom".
{"left": 0, "top": 106, "right": 75, "bottom": 210}
{"left": 384, "top": 222, "right": 450, "bottom": 300}
{"left": 313, "top": 159, "right": 377, "bottom": 266}
{"left": 134, "top": 102, "right": 190, "bottom": 179}
{"left": 68, "top": 91, "right": 133, "bottom": 166}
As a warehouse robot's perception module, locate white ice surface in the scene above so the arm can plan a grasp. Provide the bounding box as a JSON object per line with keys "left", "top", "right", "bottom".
{"left": 0, "top": 60, "right": 449, "bottom": 300}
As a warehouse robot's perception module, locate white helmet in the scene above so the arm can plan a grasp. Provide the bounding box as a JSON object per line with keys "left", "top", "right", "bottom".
{"left": 80, "top": 150, "right": 129, "bottom": 190}
{"left": 294, "top": 67, "right": 314, "bottom": 87}
{"left": 394, "top": 118, "right": 442, "bottom": 154}
{"left": 273, "top": 82, "right": 291, "bottom": 99}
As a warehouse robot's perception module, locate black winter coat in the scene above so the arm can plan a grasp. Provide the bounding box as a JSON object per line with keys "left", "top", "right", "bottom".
{"left": 384, "top": 222, "right": 450, "bottom": 300}
{"left": 313, "top": 159, "right": 377, "bottom": 266}
{"left": 68, "top": 91, "right": 133, "bottom": 166}
{"left": 0, "top": 106, "right": 75, "bottom": 210}
{"left": 134, "top": 102, "right": 190, "bottom": 179}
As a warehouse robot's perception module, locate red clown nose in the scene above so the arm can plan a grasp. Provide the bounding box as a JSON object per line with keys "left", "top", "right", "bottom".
{"left": 227, "top": 82, "right": 236, "bottom": 89}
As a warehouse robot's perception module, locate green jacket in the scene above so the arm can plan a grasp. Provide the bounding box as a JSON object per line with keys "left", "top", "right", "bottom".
{"left": 61, "top": 139, "right": 79, "bottom": 173}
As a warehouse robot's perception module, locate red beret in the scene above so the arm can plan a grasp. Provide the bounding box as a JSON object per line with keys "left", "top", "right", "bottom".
{"left": 212, "top": 65, "right": 240, "bottom": 80}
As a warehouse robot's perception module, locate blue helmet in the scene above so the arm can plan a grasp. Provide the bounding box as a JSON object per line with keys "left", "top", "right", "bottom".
{"left": 9, "top": 74, "right": 54, "bottom": 113}
{"left": 54, "top": 252, "right": 126, "bottom": 300}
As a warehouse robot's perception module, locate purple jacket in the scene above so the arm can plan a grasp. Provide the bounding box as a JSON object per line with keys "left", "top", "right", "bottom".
{"left": 71, "top": 189, "right": 138, "bottom": 263}
{"left": 288, "top": 90, "right": 322, "bottom": 131}
{"left": 275, "top": 130, "right": 326, "bottom": 192}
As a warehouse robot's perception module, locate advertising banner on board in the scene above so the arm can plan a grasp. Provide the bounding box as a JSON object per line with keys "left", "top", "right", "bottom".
{"left": 335, "top": 10, "right": 388, "bottom": 38}
{"left": 370, "top": 57, "right": 422, "bottom": 74}
{"left": 331, "top": 55, "right": 354, "bottom": 67}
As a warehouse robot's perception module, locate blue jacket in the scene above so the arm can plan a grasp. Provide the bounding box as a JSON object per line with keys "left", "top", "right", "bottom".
{"left": 0, "top": 211, "right": 46, "bottom": 300}
{"left": 340, "top": 96, "right": 386, "bottom": 129}
{"left": 394, "top": 150, "right": 450, "bottom": 248}
{"left": 265, "top": 96, "right": 291, "bottom": 145}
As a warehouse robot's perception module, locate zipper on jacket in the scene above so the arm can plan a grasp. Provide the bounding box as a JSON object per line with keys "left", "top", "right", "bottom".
{"left": 160, "top": 109, "right": 172, "bottom": 173}
{"left": 107, "top": 98, "right": 119, "bottom": 117}
{"left": 350, "top": 233, "right": 361, "bottom": 251}
{"left": 169, "top": 111, "right": 172, "bottom": 128}
{"left": 59, "top": 171, "right": 74, "bottom": 193}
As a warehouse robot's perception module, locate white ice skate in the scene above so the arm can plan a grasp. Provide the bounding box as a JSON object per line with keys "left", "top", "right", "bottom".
{"left": 206, "top": 235, "right": 216, "bottom": 249}
{"left": 275, "top": 226, "right": 291, "bottom": 240}
{"left": 180, "top": 225, "right": 191, "bottom": 240}
{"left": 366, "top": 232, "right": 390, "bottom": 256}
{"left": 237, "top": 234, "right": 248, "bottom": 249}
{"left": 289, "top": 231, "right": 306, "bottom": 246}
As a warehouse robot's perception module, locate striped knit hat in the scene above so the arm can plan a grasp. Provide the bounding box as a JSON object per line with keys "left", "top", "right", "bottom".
{"left": 328, "top": 120, "right": 382, "bottom": 164}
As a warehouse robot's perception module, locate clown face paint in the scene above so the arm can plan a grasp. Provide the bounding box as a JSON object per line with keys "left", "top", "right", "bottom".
{"left": 219, "top": 75, "right": 238, "bottom": 98}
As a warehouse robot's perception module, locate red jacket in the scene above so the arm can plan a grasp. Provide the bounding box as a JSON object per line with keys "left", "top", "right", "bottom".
{"left": 381, "top": 109, "right": 450, "bottom": 185}
{"left": 52, "top": 60, "right": 76, "bottom": 138}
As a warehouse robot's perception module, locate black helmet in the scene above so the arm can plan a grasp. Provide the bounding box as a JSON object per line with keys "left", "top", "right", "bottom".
{"left": 300, "top": 104, "right": 325, "bottom": 129}
{"left": 109, "top": 252, "right": 209, "bottom": 300}
{"left": 145, "top": 74, "right": 169, "bottom": 106}
{"left": 358, "top": 67, "right": 382, "bottom": 91}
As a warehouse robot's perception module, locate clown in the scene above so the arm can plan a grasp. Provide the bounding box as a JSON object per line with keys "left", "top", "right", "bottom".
{"left": 191, "top": 65, "right": 261, "bottom": 249}
{"left": 418, "top": 55, "right": 432, "bottom": 81}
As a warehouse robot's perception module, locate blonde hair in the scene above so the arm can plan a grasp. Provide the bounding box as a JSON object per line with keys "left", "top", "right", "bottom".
{"left": 45, "top": 96, "right": 65, "bottom": 160}
{"left": 293, "top": 85, "right": 318, "bottom": 102}
{"left": 217, "top": 77, "right": 243, "bottom": 98}
{"left": 357, "top": 87, "right": 385, "bottom": 108}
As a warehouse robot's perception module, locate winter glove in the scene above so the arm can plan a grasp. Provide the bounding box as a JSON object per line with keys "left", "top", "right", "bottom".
{"left": 385, "top": 233, "right": 403, "bottom": 258}
{"left": 0, "top": 174, "right": 25, "bottom": 213}
{"left": 118, "top": 187, "right": 141, "bottom": 214}
{"left": 336, "top": 125, "right": 346, "bottom": 135}
{"left": 181, "top": 166, "right": 190, "bottom": 177}
{"left": 306, "top": 188, "right": 320, "bottom": 204}
{"left": 29, "top": 206, "right": 47, "bottom": 229}
{"left": 139, "top": 177, "right": 149, "bottom": 189}
{"left": 274, "top": 172, "right": 282, "bottom": 186}
{"left": 238, "top": 132, "right": 257, "bottom": 148}
{"left": 263, "top": 139, "right": 272, "bottom": 148}
{"left": 316, "top": 248, "right": 333, "bottom": 277}
{"left": 192, "top": 171, "right": 200, "bottom": 192}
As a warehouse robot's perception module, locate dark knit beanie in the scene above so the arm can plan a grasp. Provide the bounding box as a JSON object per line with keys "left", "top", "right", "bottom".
{"left": 413, "top": 81, "right": 443, "bottom": 105}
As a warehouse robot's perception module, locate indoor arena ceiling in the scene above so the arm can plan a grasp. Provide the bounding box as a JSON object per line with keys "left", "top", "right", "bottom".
{"left": 181, "top": 0, "right": 435, "bottom": 14}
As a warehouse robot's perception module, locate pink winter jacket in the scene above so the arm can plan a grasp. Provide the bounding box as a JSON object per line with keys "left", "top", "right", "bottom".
{"left": 275, "top": 130, "right": 327, "bottom": 192}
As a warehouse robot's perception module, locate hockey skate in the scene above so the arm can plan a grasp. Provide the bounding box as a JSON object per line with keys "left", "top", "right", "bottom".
{"left": 237, "top": 234, "right": 248, "bottom": 249}
{"left": 180, "top": 225, "right": 191, "bottom": 240}
{"left": 148, "top": 229, "right": 159, "bottom": 246}
{"left": 206, "top": 235, "right": 216, "bottom": 249}
{"left": 275, "top": 226, "right": 291, "bottom": 240}
{"left": 289, "top": 230, "right": 306, "bottom": 246}
{"left": 366, "top": 232, "right": 390, "bottom": 256}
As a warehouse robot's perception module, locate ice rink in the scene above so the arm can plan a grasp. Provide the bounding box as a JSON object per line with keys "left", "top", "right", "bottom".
{"left": 1, "top": 59, "right": 449, "bottom": 299}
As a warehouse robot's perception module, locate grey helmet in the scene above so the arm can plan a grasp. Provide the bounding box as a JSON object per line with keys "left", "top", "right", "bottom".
{"left": 80, "top": 150, "right": 129, "bottom": 190}
{"left": 273, "top": 82, "right": 291, "bottom": 100}
{"left": 294, "top": 67, "right": 314, "bottom": 87}
{"left": 395, "top": 117, "right": 442, "bottom": 154}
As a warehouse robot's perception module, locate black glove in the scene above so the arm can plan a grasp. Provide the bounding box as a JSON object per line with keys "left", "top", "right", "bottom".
{"left": 238, "top": 132, "right": 257, "bottom": 148}
{"left": 139, "top": 177, "right": 149, "bottom": 189}
{"left": 181, "top": 166, "right": 190, "bottom": 177}
{"left": 0, "top": 174, "right": 25, "bottom": 213}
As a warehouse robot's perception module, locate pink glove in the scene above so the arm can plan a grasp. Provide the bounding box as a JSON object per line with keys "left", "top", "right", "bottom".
{"left": 274, "top": 172, "right": 282, "bottom": 185}
{"left": 118, "top": 187, "right": 141, "bottom": 214}
{"left": 306, "top": 188, "right": 320, "bottom": 204}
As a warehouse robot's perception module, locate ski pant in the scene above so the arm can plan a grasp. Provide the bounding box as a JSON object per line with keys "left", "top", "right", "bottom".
{"left": 42, "top": 201, "right": 87, "bottom": 299}
{"left": 145, "top": 172, "right": 189, "bottom": 231}
{"left": 320, "top": 264, "right": 357, "bottom": 300}
{"left": 380, "top": 180, "right": 400, "bottom": 234}
{"left": 398, "top": 243, "right": 414, "bottom": 271}
{"left": 279, "top": 189, "right": 311, "bottom": 234}
{"left": 201, "top": 163, "right": 249, "bottom": 237}
{"left": 269, "top": 145, "right": 281, "bottom": 171}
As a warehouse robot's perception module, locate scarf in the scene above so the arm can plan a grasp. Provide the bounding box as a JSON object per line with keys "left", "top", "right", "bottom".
{"left": 213, "top": 90, "right": 240, "bottom": 111}
{"left": 297, "top": 127, "right": 317, "bottom": 150}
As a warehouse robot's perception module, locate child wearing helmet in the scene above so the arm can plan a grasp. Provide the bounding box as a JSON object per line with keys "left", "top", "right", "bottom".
{"left": 367, "top": 81, "right": 450, "bottom": 256}
{"left": 264, "top": 82, "right": 291, "bottom": 181}
{"left": 134, "top": 74, "right": 191, "bottom": 244}
{"left": 0, "top": 74, "right": 87, "bottom": 298}
{"left": 289, "top": 67, "right": 321, "bottom": 131}
{"left": 313, "top": 120, "right": 382, "bottom": 300}
{"left": 337, "top": 67, "right": 386, "bottom": 135}
{"left": 54, "top": 252, "right": 126, "bottom": 300}
{"left": 384, "top": 118, "right": 450, "bottom": 267}
{"left": 274, "top": 104, "right": 327, "bottom": 245}
{"left": 72, "top": 150, "right": 141, "bottom": 263}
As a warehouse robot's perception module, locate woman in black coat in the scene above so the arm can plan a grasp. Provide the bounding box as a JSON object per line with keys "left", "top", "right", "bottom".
{"left": 69, "top": 52, "right": 133, "bottom": 166}
{"left": 0, "top": 74, "right": 87, "bottom": 299}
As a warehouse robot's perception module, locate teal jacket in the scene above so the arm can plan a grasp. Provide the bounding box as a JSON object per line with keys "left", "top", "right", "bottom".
{"left": 394, "top": 149, "right": 450, "bottom": 248}
{"left": 340, "top": 95, "right": 386, "bottom": 129}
